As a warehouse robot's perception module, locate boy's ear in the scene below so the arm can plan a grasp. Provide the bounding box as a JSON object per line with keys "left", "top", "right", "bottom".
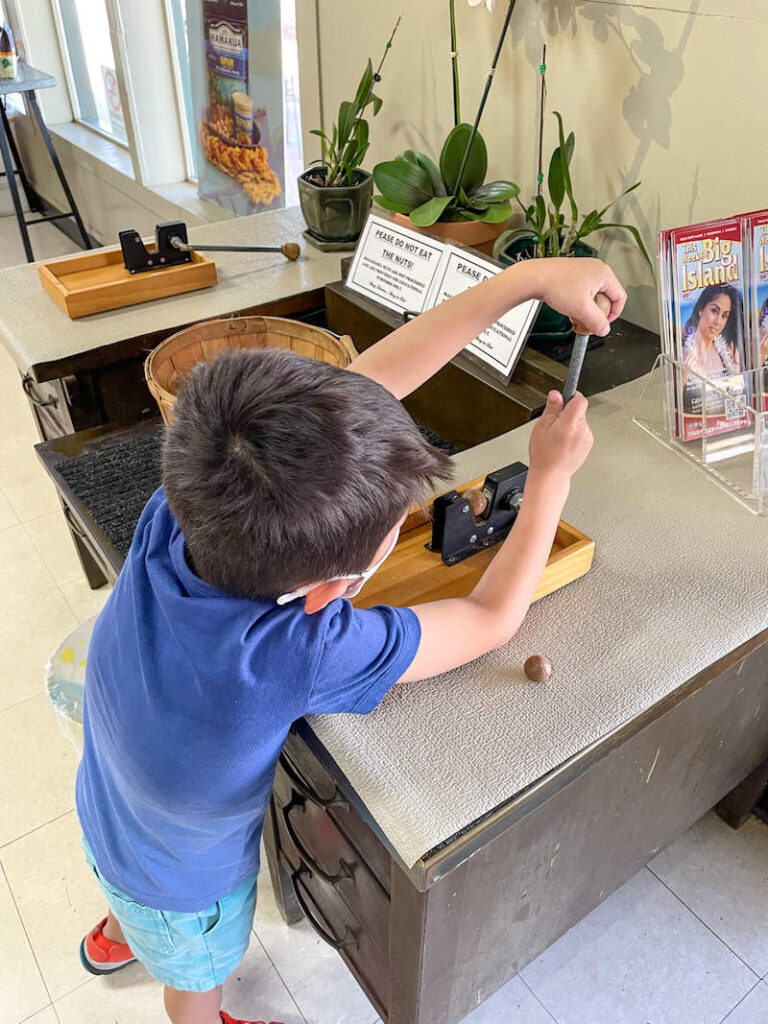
{"left": 303, "top": 579, "right": 355, "bottom": 614}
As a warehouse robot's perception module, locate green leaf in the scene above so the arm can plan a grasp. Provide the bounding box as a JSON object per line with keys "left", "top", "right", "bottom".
{"left": 373, "top": 194, "right": 412, "bottom": 214}
{"left": 493, "top": 227, "right": 536, "bottom": 259}
{"left": 548, "top": 146, "right": 565, "bottom": 210}
{"left": 309, "top": 128, "right": 327, "bottom": 140}
{"left": 354, "top": 59, "right": 374, "bottom": 109}
{"left": 597, "top": 180, "right": 642, "bottom": 220}
{"left": 564, "top": 131, "right": 575, "bottom": 167}
{"left": 469, "top": 180, "right": 519, "bottom": 203}
{"left": 493, "top": 230, "right": 514, "bottom": 259}
{"left": 440, "top": 123, "right": 488, "bottom": 194}
{"left": 337, "top": 100, "right": 357, "bottom": 149}
{"left": 553, "top": 111, "right": 577, "bottom": 223}
{"left": 534, "top": 194, "right": 547, "bottom": 232}
{"left": 598, "top": 221, "right": 653, "bottom": 270}
{"left": 401, "top": 150, "right": 446, "bottom": 196}
{"left": 579, "top": 208, "right": 600, "bottom": 232}
{"left": 409, "top": 195, "right": 454, "bottom": 226}
{"left": 479, "top": 201, "right": 512, "bottom": 223}
{"left": 373, "top": 157, "right": 436, "bottom": 210}
{"left": 414, "top": 152, "right": 447, "bottom": 196}
{"left": 367, "top": 92, "right": 383, "bottom": 116}
{"left": 458, "top": 202, "right": 510, "bottom": 223}
{"left": 354, "top": 117, "right": 369, "bottom": 151}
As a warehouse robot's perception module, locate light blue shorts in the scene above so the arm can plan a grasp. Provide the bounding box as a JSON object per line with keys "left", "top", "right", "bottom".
{"left": 83, "top": 838, "right": 258, "bottom": 992}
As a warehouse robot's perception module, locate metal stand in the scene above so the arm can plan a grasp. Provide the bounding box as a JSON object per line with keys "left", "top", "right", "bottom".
{"left": 0, "top": 90, "right": 92, "bottom": 262}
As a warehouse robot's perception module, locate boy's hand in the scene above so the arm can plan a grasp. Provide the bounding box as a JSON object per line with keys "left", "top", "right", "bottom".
{"left": 525, "top": 258, "right": 627, "bottom": 337}
{"left": 528, "top": 390, "right": 593, "bottom": 482}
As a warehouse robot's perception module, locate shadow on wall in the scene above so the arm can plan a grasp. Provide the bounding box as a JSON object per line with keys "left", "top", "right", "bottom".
{"left": 513, "top": 0, "right": 702, "bottom": 256}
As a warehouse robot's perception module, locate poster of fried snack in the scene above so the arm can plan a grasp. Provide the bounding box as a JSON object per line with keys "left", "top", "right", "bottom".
{"left": 188, "top": 0, "right": 284, "bottom": 214}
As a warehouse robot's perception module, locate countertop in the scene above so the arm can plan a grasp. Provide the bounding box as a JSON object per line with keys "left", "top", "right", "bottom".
{"left": 308, "top": 373, "right": 768, "bottom": 869}
{"left": 0, "top": 206, "right": 342, "bottom": 377}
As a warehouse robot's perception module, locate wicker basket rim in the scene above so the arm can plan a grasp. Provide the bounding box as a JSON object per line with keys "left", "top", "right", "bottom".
{"left": 144, "top": 315, "right": 357, "bottom": 404}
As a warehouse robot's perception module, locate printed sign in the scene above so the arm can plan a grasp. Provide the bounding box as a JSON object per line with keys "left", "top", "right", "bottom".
{"left": 426, "top": 247, "right": 540, "bottom": 380}
{"left": 345, "top": 214, "right": 541, "bottom": 382}
{"left": 345, "top": 215, "right": 446, "bottom": 315}
{"left": 101, "top": 66, "right": 125, "bottom": 137}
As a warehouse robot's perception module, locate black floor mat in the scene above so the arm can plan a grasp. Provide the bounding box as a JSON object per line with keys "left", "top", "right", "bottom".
{"left": 57, "top": 421, "right": 455, "bottom": 560}
{"left": 58, "top": 431, "right": 164, "bottom": 559}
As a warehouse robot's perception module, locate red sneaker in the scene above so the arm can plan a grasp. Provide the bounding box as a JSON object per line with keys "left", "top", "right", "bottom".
{"left": 79, "top": 916, "right": 136, "bottom": 975}
{"left": 220, "top": 1013, "right": 288, "bottom": 1024}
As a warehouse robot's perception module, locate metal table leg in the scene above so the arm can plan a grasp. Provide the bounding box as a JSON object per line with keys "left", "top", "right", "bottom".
{"left": 0, "top": 97, "right": 33, "bottom": 261}
{"left": 0, "top": 98, "right": 40, "bottom": 214}
{"left": 27, "top": 89, "right": 92, "bottom": 251}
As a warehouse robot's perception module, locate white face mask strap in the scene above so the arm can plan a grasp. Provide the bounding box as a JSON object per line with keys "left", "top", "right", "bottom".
{"left": 276, "top": 526, "right": 401, "bottom": 606}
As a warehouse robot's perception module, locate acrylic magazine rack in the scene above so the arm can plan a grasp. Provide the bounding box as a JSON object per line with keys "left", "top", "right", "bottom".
{"left": 634, "top": 354, "right": 767, "bottom": 515}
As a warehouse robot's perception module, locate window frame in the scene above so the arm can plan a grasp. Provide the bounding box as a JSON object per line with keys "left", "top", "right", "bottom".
{"left": 163, "top": 0, "right": 197, "bottom": 182}
{"left": 49, "top": 0, "right": 131, "bottom": 149}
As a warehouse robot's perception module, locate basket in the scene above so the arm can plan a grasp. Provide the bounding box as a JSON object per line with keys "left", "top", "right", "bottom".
{"left": 145, "top": 316, "right": 358, "bottom": 424}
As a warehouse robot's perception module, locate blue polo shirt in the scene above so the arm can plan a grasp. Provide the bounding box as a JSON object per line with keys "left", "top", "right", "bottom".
{"left": 75, "top": 488, "right": 419, "bottom": 912}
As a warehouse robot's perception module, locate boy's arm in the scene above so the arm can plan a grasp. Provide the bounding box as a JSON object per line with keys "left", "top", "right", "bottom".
{"left": 399, "top": 391, "right": 592, "bottom": 683}
{"left": 348, "top": 258, "right": 626, "bottom": 400}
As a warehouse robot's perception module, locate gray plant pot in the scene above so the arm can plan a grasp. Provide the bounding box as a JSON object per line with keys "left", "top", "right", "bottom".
{"left": 298, "top": 168, "right": 373, "bottom": 244}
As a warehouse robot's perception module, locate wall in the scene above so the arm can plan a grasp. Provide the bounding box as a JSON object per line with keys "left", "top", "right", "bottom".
{"left": 312, "top": 0, "right": 768, "bottom": 331}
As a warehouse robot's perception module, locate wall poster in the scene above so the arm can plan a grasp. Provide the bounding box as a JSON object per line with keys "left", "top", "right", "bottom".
{"left": 188, "top": 0, "right": 285, "bottom": 214}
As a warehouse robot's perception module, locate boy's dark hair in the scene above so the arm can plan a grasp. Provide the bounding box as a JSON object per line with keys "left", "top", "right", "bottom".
{"left": 162, "top": 346, "right": 453, "bottom": 600}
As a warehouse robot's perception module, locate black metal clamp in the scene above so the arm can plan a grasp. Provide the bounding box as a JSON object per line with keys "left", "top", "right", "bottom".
{"left": 119, "top": 220, "right": 301, "bottom": 273}
{"left": 428, "top": 462, "right": 528, "bottom": 565}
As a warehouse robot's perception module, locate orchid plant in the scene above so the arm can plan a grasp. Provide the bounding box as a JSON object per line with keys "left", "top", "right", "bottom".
{"left": 373, "top": 0, "right": 519, "bottom": 227}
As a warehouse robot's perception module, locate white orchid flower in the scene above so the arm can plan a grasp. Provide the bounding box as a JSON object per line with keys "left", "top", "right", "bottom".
{"left": 467, "top": 0, "right": 495, "bottom": 10}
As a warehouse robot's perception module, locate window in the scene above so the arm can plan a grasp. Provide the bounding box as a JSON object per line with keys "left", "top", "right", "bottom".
{"left": 53, "top": 0, "right": 128, "bottom": 145}
{"left": 280, "top": 0, "right": 303, "bottom": 207}
{"left": 166, "top": 0, "right": 197, "bottom": 180}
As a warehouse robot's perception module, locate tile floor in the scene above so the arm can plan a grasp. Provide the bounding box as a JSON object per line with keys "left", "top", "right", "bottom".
{"left": 2, "top": 215, "right": 768, "bottom": 1024}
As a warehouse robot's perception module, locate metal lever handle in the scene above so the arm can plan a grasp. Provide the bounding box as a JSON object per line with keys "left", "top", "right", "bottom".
{"left": 169, "top": 236, "right": 301, "bottom": 261}
{"left": 563, "top": 293, "right": 612, "bottom": 403}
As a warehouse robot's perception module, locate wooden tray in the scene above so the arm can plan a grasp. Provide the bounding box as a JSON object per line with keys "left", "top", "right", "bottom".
{"left": 38, "top": 248, "right": 217, "bottom": 319}
{"left": 354, "top": 475, "right": 594, "bottom": 610}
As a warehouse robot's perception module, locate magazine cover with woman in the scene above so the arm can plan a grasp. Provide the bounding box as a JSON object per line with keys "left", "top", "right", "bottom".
{"left": 671, "top": 217, "right": 751, "bottom": 442}
{"left": 746, "top": 210, "right": 768, "bottom": 412}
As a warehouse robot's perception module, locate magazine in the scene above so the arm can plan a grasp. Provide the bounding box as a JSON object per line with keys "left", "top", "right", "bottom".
{"left": 669, "top": 217, "right": 750, "bottom": 442}
{"left": 745, "top": 210, "right": 768, "bottom": 412}
{"left": 657, "top": 228, "right": 678, "bottom": 436}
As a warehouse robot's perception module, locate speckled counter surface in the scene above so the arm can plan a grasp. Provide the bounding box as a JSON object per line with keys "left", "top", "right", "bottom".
{"left": 0, "top": 206, "right": 341, "bottom": 376}
{"left": 309, "top": 374, "right": 768, "bottom": 869}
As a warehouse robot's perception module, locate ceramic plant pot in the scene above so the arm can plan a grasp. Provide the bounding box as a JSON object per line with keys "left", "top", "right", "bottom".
{"left": 298, "top": 168, "right": 373, "bottom": 244}
{"left": 497, "top": 235, "right": 598, "bottom": 341}
{"left": 391, "top": 211, "right": 507, "bottom": 256}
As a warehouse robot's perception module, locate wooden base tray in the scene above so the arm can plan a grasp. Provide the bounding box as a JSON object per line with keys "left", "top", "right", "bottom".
{"left": 38, "top": 248, "right": 217, "bottom": 319}
{"left": 354, "top": 476, "right": 594, "bottom": 610}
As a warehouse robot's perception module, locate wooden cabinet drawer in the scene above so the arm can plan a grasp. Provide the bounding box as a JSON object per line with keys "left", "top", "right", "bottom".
{"left": 274, "top": 760, "right": 390, "bottom": 954}
{"left": 283, "top": 731, "right": 392, "bottom": 893}
{"left": 277, "top": 847, "right": 389, "bottom": 1017}
{"left": 21, "top": 375, "right": 74, "bottom": 440}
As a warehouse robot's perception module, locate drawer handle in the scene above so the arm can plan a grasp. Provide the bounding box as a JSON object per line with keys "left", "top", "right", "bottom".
{"left": 290, "top": 863, "right": 358, "bottom": 952}
{"left": 282, "top": 796, "right": 353, "bottom": 887}
{"left": 22, "top": 375, "right": 58, "bottom": 408}
{"left": 280, "top": 753, "right": 350, "bottom": 812}
{"left": 62, "top": 506, "right": 88, "bottom": 541}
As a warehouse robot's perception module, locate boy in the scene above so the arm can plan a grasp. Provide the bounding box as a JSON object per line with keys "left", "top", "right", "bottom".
{"left": 77, "top": 257, "right": 625, "bottom": 1024}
